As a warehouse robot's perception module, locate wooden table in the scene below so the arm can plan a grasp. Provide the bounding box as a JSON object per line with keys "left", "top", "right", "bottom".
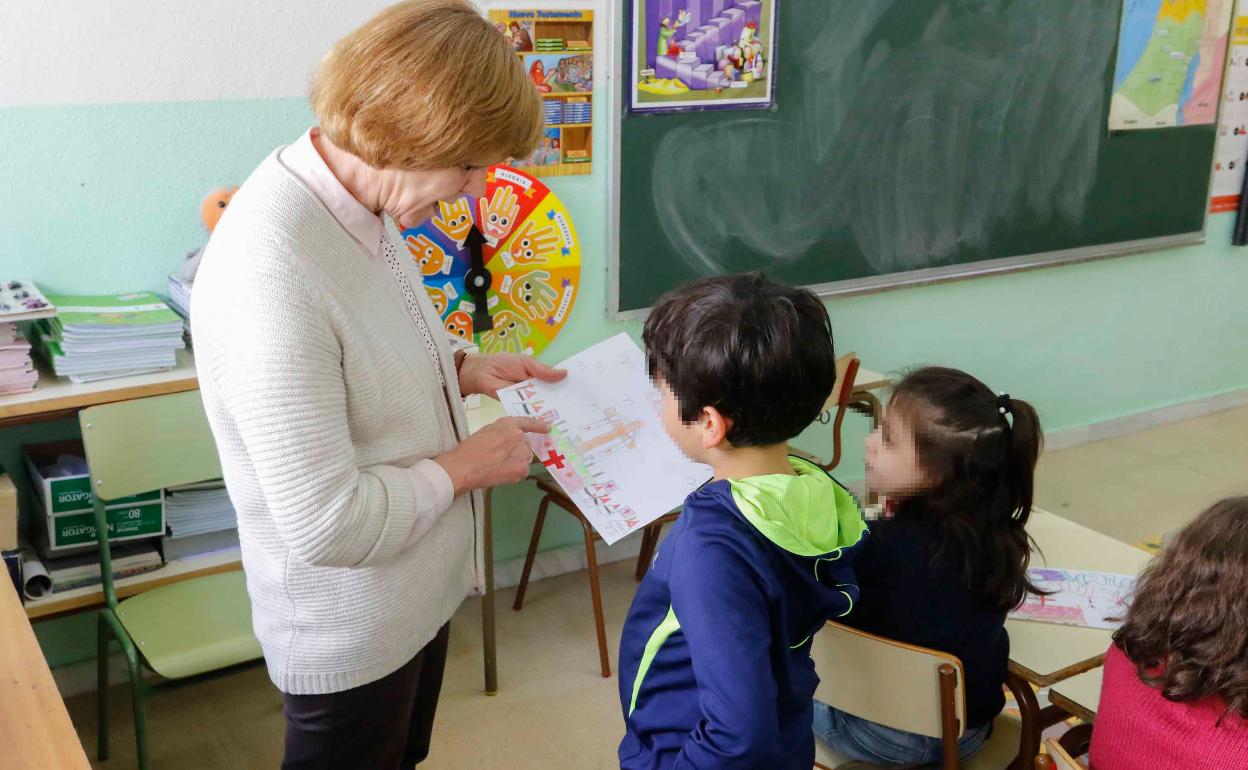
{"left": 1007, "top": 510, "right": 1151, "bottom": 687}
{"left": 0, "top": 556, "right": 91, "bottom": 769}
{"left": 1048, "top": 668, "right": 1101, "bottom": 723}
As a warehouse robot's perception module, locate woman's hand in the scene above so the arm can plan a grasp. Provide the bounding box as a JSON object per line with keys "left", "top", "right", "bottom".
{"left": 434, "top": 416, "right": 550, "bottom": 496}
{"left": 458, "top": 353, "right": 566, "bottom": 398}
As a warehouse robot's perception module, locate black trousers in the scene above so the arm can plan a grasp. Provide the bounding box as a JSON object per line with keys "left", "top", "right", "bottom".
{"left": 280, "top": 622, "right": 451, "bottom": 770}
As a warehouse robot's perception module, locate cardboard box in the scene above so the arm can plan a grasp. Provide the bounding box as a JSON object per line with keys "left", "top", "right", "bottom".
{"left": 24, "top": 441, "right": 164, "bottom": 553}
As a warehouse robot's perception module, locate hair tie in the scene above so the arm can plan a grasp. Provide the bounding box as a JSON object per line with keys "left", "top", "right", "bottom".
{"left": 996, "top": 392, "right": 1012, "bottom": 416}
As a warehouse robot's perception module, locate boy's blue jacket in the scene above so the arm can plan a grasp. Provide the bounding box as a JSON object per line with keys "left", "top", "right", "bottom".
{"left": 618, "top": 456, "right": 868, "bottom": 770}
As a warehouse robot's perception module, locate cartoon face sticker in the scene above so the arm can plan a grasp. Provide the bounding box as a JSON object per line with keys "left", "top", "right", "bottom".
{"left": 478, "top": 184, "right": 519, "bottom": 243}
{"left": 480, "top": 310, "right": 530, "bottom": 354}
{"left": 445, "top": 310, "right": 473, "bottom": 340}
{"left": 432, "top": 198, "right": 473, "bottom": 247}
{"left": 508, "top": 220, "right": 559, "bottom": 267}
{"left": 405, "top": 233, "right": 451, "bottom": 276}
{"left": 510, "top": 270, "right": 558, "bottom": 321}
{"left": 426, "top": 286, "right": 448, "bottom": 316}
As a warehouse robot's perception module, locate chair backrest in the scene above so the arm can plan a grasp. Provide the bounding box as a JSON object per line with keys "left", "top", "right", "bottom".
{"left": 811, "top": 620, "right": 968, "bottom": 740}
{"left": 79, "top": 390, "right": 222, "bottom": 502}
{"left": 1043, "top": 739, "right": 1086, "bottom": 770}
{"left": 79, "top": 391, "right": 223, "bottom": 610}
{"left": 817, "top": 353, "right": 860, "bottom": 471}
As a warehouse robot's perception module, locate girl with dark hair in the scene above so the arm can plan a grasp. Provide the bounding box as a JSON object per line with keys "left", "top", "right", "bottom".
{"left": 1089, "top": 496, "right": 1248, "bottom": 769}
{"left": 814, "top": 366, "right": 1046, "bottom": 765}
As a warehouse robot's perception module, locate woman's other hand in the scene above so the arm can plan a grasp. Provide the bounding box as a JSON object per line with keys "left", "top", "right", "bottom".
{"left": 458, "top": 353, "right": 566, "bottom": 398}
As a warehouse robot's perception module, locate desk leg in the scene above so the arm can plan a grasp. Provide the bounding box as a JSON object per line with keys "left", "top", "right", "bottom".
{"left": 482, "top": 489, "right": 497, "bottom": 695}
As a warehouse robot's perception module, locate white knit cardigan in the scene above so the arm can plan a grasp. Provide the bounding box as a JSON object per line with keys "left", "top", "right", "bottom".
{"left": 192, "top": 151, "right": 483, "bottom": 695}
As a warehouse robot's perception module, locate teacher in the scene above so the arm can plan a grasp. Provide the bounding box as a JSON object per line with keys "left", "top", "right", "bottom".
{"left": 190, "top": 2, "right": 561, "bottom": 768}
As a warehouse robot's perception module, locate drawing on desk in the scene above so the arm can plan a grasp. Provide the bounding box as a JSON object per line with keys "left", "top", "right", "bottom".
{"left": 1009, "top": 567, "right": 1137, "bottom": 631}
{"left": 498, "top": 333, "right": 711, "bottom": 544}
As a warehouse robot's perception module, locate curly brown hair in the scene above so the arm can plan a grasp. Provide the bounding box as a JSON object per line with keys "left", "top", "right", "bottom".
{"left": 1113, "top": 496, "right": 1248, "bottom": 721}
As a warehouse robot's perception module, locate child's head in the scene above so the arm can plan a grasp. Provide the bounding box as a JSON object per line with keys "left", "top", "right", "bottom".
{"left": 1114, "top": 496, "right": 1248, "bottom": 720}
{"left": 871, "top": 366, "right": 1045, "bottom": 611}
{"left": 642, "top": 274, "right": 837, "bottom": 464}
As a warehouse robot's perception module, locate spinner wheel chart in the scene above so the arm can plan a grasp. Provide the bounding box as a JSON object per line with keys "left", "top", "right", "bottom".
{"left": 400, "top": 165, "right": 581, "bottom": 356}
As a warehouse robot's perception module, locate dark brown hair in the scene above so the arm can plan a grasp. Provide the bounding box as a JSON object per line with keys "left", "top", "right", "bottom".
{"left": 1113, "top": 496, "right": 1248, "bottom": 721}
{"left": 643, "top": 273, "right": 837, "bottom": 447}
{"left": 890, "top": 367, "right": 1046, "bottom": 613}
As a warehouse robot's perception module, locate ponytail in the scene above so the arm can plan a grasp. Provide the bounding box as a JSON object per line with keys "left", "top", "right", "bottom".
{"left": 891, "top": 367, "right": 1049, "bottom": 613}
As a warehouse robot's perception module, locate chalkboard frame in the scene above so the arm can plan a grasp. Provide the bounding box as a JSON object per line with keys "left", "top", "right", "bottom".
{"left": 606, "top": 2, "right": 1218, "bottom": 320}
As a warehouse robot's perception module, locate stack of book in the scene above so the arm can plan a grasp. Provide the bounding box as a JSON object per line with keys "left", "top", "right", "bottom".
{"left": 22, "top": 541, "right": 163, "bottom": 598}
{"left": 562, "top": 98, "right": 591, "bottom": 125}
{"left": 566, "top": 39, "right": 591, "bottom": 52}
{"left": 543, "top": 100, "right": 563, "bottom": 125}
{"left": 0, "top": 280, "right": 55, "bottom": 396}
{"left": 536, "top": 38, "right": 564, "bottom": 51}
{"left": 163, "top": 482, "right": 239, "bottom": 561}
{"left": 31, "top": 292, "right": 184, "bottom": 383}
{"left": 166, "top": 274, "right": 193, "bottom": 349}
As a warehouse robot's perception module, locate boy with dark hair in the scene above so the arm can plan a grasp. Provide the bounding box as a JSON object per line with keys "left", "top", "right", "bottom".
{"left": 618, "top": 273, "right": 868, "bottom": 770}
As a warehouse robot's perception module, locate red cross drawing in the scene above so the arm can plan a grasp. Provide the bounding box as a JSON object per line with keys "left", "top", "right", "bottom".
{"left": 541, "top": 450, "right": 567, "bottom": 470}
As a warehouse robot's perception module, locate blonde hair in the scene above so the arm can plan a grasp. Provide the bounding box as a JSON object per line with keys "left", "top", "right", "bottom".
{"left": 310, "top": 0, "right": 543, "bottom": 170}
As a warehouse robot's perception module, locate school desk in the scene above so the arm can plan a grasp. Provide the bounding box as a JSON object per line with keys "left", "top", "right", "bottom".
{"left": 0, "top": 562, "right": 92, "bottom": 769}
{"left": 1007, "top": 510, "right": 1151, "bottom": 687}
{"left": 1004, "top": 509, "right": 1150, "bottom": 760}
{"left": 1048, "top": 668, "right": 1100, "bottom": 724}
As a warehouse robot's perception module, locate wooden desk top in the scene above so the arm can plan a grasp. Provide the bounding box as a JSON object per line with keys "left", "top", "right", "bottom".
{"left": 0, "top": 582, "right": 91, "bottom": 769}
{"left": 1007, "top": 510, "right": 1152, "bottom": 687}
{"left": 1048, "top": 667, "right": 1102, "bottom": 723}
{"left": 0, "top": 349, "right": 198, "bottom": 425}
{"left": 852, "top": 367, "right": 890, "bottom": 393}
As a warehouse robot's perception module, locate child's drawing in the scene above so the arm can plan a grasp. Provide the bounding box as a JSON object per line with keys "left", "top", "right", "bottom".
{"left": 498, "top": 333, "right": 711, "bottom": 544}
{"left": 1008, "top": 567, "right": 1137, "bottom": 631}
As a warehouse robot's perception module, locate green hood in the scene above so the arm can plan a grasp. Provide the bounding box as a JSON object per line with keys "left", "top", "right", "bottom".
{"left": 728, "top": 456, "right": 867, "bottom": 557}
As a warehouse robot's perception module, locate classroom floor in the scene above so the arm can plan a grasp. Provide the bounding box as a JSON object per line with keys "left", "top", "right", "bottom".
{"left": 62, "top": 405, "right": 1247, "bottom": 769}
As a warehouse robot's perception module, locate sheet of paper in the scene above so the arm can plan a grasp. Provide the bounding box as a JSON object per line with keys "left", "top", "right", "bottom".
{"left": 1008, "top": 567, "right": 1138, "bottom": 630}
{"left": 1110, "top": 0, "right": 1234, "bottom": 130}
{"left": 1211, "top": 0, "right": 1248, "bottom": 210}
{"left": 498, "top": 332, "right": 711, "bottom": 544}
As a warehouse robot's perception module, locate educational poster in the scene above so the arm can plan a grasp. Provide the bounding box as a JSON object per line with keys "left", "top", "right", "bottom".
{"left": 1211, "top": 0, "right": 1248, "bottom": 211}
{"left": 1109, "top": 0, "right": 1234, "bottom": 130}
{"left": 401, "top": 165, "right": 580, "bottom": 357}
{"left": 629, "top": 0, "right": 776, "bottom": 113}
{"left": 1008, "top": 568, "right": 1138, "bottom": 631}
{"left": 491, "top": 8, "right": 594, "bottom": 176}
{"left": 498, "top": 333, "right": 712, "bottom": 544}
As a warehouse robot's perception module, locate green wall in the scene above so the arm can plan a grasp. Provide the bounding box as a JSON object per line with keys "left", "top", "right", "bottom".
{"left": 4, "top": 94, "right": 1247, "bottom": 666}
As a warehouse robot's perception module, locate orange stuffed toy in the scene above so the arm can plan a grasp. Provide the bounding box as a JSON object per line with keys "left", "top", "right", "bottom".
{"left": 180, "top": 186, "right": 238, "bottom": 282}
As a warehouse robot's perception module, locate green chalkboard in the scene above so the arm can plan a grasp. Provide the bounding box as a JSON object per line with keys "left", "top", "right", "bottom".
{"left": 614, "top": 0, "right": 1216, "bottom": 314}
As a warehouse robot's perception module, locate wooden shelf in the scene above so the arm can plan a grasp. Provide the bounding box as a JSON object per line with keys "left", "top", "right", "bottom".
{"left": 545, "top": 123, "right": 592, "bottom": 129}
{"left": 24, "top": 547, "right": 242, "bottom": 621}
{"left": 0, "top": 348, "right": 198, "bottom": 426}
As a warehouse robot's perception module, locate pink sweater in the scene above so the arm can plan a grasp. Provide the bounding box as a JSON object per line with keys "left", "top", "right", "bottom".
{"left": 1089, "top": 644, "right": 1248, "bottom": 770}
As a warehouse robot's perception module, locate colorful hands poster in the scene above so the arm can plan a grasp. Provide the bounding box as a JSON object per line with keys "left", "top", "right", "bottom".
{"left": 401, "top": 165, "right": 580, "bottom": 356}
{"left": 498, "top": 333, "right": 712, "bottom": 544}
{"left": 629, "top": 0, "right": 776, "bottom": 113}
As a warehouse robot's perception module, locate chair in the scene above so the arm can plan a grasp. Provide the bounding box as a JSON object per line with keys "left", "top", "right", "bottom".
{"left": 1041, "top": 738, "right": 1087, "bottom": 770}
{"left": 793, "top": 352, "right": 861, "bottom": 472}
{"left": 810, "top": 621, "right": 1039, "bottom": 770}
{"left": 512, "top": 475, "right": 678, "bottom": 678}
{"left": 82, "top": 390, "right": 262, "bottom": 770}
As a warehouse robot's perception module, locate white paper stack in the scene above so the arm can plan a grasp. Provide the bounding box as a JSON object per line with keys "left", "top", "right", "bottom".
{"left": 32, "top": 292, "right": 184, "bottom": 383}
{"left": 163, "top": 482, "right": 239, "bottom": 561}
{"left": 166, "top": 274, "right": 193, "bottom": 349}
{"left": 0, "top": 323, "right": 37, "bottom": 396}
